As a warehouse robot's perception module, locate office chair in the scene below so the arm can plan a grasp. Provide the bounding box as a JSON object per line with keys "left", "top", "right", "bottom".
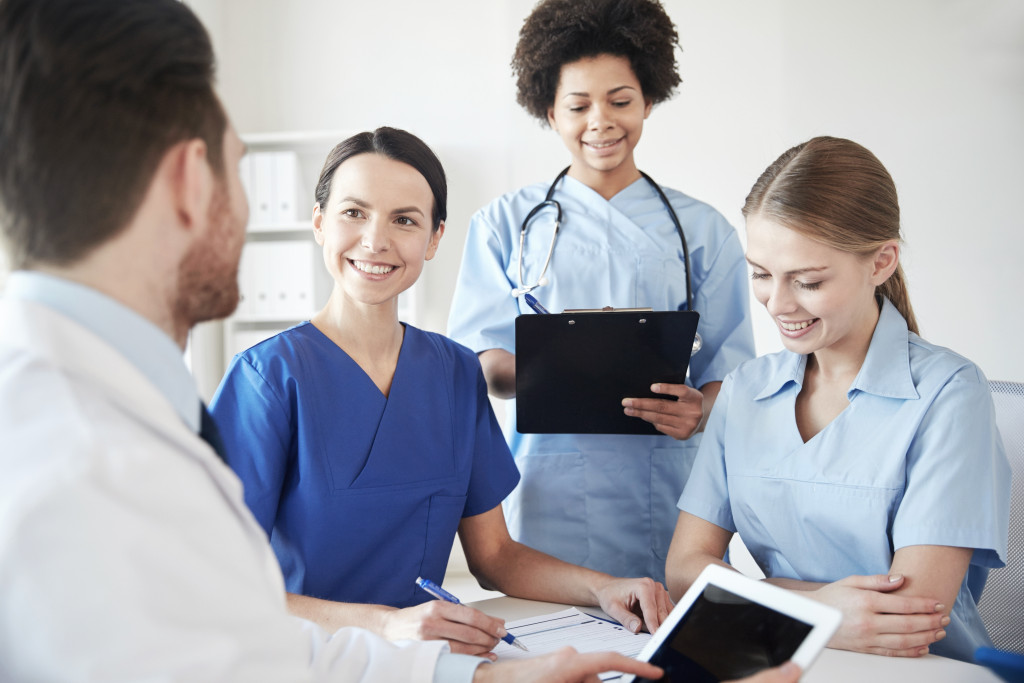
{"left": 978, "top": 381, "right": 1024, "bottom": 655}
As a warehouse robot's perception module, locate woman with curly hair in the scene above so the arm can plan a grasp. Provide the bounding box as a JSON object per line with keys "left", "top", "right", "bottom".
{"left": 448, "top": 0, "right": 755, "bottom": 584}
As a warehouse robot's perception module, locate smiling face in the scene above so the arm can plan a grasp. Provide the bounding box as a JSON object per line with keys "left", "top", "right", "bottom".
{"left": 745, "top": 214, "right": 898, "bottom": 362}
{"left": 312, "top": 153, "right": 443, "bottom": 310}
{"left": 547, "top": 53, "right": 652, "bottom": 191}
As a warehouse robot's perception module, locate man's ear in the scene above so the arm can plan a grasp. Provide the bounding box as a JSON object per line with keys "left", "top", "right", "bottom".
{"left": 170, "top": 139, "right": 214, "bottom": 231}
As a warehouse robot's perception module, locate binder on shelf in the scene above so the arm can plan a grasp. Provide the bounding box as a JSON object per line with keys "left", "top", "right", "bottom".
{"left": 250, "top": 152, "right": 276, "bottom": 227}
{"left": 272, "top": 151, "right": 299, "bottom": 225}
{"left": 515, "top": 309, "right": 700, "bottom": 435}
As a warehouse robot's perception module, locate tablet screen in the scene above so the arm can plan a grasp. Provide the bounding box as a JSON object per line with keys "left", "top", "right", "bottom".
{"left": 634, "top": 584, "right": 813, "bottom": 682}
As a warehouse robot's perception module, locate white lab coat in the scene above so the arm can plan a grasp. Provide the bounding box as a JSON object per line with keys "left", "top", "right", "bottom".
{"left": 0, "top": 298, "right": 446, "bottom": 682}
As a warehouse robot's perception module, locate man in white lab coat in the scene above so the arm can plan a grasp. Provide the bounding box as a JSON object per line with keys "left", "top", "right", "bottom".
{"left": 0, "top": 0, "right": 669, "bottom": 681}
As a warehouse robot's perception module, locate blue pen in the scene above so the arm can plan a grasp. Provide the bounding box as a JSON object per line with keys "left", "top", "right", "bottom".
{"left": 523, "top": 292, "right": 550, "bottom": 315}
{"left": 415, "top": 577, "right": 529, "bottom": 651}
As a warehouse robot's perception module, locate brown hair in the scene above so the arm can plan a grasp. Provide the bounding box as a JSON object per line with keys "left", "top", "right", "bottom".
{"left": 742, "top": 136, "right": 919, "bottom": 335}
{"left": 314, "top": 127, "right": 446, "bottom": 232}
{"left": 0, "top": 0, "right": 225, "bottom": 269}
{"left": 511, "top": 0, "right": 681, "bottom": 124}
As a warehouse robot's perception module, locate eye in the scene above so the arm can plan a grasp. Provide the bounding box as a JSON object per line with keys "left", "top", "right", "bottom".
{"left": 395, "top": 216, "right": 418, "bottom": 227}
{"left": 612, "top": 99, "right": 631, "bottom": 107}
{"left": 750, "top": 271, "right": 770, "bottom": 281}
{"left": 796, "top": 280, "right": 822, "bottom": 291}
{"left": 342, "top": 208, "right": 364, "bottom": 219}
{"left": 568, "top": 105, "right": 587, "bottom": 113}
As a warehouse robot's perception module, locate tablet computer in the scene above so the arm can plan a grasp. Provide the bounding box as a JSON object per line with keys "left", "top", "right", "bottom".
{"left": 622, "top": 565, "right": 841, "bottom": 682}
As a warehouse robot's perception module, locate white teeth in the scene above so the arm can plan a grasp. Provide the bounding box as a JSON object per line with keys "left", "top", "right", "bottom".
{"left": 587, "top": 139, "right": 618, "bottom": 148}
{"left": 781, "top": 320, "right": 814, "bottom": 331}
{"left": 352, "top": 261, "right": 395, "bottom": 275}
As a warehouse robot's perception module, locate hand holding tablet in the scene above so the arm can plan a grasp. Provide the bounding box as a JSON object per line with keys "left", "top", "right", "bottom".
{"left": 622, "top": 565, "right": 841, "bottom": 682}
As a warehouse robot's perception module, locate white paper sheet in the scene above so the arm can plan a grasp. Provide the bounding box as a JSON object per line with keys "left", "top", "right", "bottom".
{"left": 493, "top": 607, "right": 651, "bottom": 680}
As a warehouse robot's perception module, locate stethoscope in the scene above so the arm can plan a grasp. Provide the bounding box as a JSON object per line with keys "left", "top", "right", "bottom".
{"left": 511, "top": 166, "right": 702, "bottom": 354}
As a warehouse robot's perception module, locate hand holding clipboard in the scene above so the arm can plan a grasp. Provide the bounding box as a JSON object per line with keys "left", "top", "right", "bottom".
{"left": 515, "top": 306, "right": 701, "bottom": 436}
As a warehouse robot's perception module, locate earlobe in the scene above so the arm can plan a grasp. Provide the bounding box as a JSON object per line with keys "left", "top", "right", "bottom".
{"left": 174, "top": 139, "right": 213, "bottom": 231}
{"left": 643, "top": 99, "right": 653, "bottom": 119}
{"left": 547, "top": 107, "right": 557, "bottom": 131}
{"left": 872, "top": 242, "right": 900, "bottom": 285}
{"left": 312, "top": 204, "right": 325, "bottom": 245}
{"left": 425, "top": 221, "right": 445, "bottom": 261}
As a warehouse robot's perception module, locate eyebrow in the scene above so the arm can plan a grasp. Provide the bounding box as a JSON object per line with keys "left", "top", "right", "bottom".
{"left": 562, "top": 85, "right": 638, "bottom": 99}
{"left": 337, "top": 197, "right": 425, "bottom": 217}
{"left": 746, "top": 258, "right": 829, "bottom": 276}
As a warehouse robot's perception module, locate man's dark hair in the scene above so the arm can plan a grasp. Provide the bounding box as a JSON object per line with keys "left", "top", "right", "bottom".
{"left": 512, "top": 0, "right": 682, "bottom": 124}
{"left": 0, "top": 0, "right": 226, "bottom": 268}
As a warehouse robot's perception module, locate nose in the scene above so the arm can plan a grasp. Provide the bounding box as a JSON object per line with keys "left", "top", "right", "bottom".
{"left": 587, "top": 102, "right": 613, "bottom": 130}
{"left": 764, "top": 281, "right": 796, "bottom": 318}
{"left": 361, "top": 218, "right": 390, "bottom": 253}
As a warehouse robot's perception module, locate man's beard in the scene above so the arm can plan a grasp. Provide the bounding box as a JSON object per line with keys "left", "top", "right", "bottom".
{"left": 174, "top": 182, "right": 243, "bottom": 328}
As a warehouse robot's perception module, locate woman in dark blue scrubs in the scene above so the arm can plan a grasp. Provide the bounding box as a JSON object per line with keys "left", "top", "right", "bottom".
{"left": 211, "top": 127, "right": 672, "bottom": 658}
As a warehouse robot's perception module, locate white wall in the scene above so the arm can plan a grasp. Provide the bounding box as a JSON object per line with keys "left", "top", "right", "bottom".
{"left": 188, "top": 0, "right": 1024, "bottom": 387}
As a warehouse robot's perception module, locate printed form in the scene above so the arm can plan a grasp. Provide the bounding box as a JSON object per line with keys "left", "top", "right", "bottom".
{"left": 493, "top": 607, "right": 652, "bottom": 680}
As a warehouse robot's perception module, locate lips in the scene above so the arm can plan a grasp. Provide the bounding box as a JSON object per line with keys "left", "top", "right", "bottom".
{"left": 350, "top": 259, "right": 395, "bottom": 275}
{"left": 584, "top": 137, "right": 623, "bottom": 151}
{"left": 778, "top": 318, "right": 819, "bottom": 338}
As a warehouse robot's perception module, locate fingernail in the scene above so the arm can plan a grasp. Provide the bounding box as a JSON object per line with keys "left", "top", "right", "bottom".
{"left": 935, "top": 630, "right": 946, "bottom": 640}
{"left": 628, "top": 619, "right": 641, "bottom": 633}
{"left": 497, "top": 627, "right": 508, "bottom": 638}
{"left": 941, "top": 616, "right": 951, "bottom": 626}
{"left": 888, "top": 574, "right": 903, "bottom": 582}
{"left": 780, "top": 662, "right": 799, "bottom": 674}
{"left": 919, "top": 647, "right": 929, "bottom": 656}
{"left": 935, "top": 604, "right": 945, "bottom": 612}
{"left": 651, "top": 384, "right": 660, "bottom": 392}
{"left": 622, "top": 398, "right": 632, "bottom": 407}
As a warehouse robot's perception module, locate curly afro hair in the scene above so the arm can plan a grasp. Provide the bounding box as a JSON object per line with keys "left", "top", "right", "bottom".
{"left": 512, "top": 0, "right": 681, "bottom": 124}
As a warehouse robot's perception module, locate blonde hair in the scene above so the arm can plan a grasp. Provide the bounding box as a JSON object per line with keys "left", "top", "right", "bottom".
{"left": 742, "top": 136, "right": 919, "bottom": 335}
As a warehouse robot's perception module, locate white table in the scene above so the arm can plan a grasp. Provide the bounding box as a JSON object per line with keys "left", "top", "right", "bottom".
{"left": 468, "top": 596, "right": 1002, "bottom": 683}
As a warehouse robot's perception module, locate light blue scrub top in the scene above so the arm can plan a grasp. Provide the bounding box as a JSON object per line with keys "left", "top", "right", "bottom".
{"left": 210, "top": 322, "right": 520, "bottom": 608}
{"left": 447, "top": 175, "right": 754, "bottom": 582}
{"left": 678, "top": 298, "right": 1011, "bottom": 662}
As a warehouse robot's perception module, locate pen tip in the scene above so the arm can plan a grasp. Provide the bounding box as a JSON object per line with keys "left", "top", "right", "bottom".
{"left": 514, "top": 640, "right": 530, "bottom": 652}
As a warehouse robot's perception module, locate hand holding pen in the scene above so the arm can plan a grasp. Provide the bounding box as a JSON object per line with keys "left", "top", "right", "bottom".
{"left": 416, "top": 577, "right": 529, "bottom": 652}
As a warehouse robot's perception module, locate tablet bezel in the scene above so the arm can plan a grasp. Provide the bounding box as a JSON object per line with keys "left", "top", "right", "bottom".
{"left": 621, "top": 565, "right": 841, "bottom": 681}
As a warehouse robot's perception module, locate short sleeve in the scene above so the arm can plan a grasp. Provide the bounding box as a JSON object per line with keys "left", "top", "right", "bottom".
{"left": 687, "top": 230, "right": 755, "bottom": 389}
{"left": 447, "top": 207, "right": 520, "bottom": 354}
{"left": 462, "top": 361, "right": 520, "bottom": 517}
{"left": 677, "top": 374, "right": 737, "bottom": 533}
{"left": 209, "top": 355, "right": 292, "bottom": 536}
{"left": 894, "top": 368, "right": 1011, "bottom": 568}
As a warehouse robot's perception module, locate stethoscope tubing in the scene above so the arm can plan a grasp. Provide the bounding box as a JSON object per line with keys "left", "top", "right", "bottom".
{"left": 516, "top": 166, "right": 695, "bottom": 313}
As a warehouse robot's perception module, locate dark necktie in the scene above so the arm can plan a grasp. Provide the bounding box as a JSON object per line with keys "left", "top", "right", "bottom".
{"left": 199, "top": 403, "right": 229, "bottom": 464}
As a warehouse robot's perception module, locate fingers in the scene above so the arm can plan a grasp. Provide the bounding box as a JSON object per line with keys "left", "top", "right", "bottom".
{"left": 596, "top": 578, "right": 673, "bottom": 634}
{"left": 837, "top": 573, "right": 905, "bottom": 592}
{"left": 622, "top": 384, "right": 703, "bottom": 439}
{"left": 400, "top": 602, "right": 504, "bottom": 653}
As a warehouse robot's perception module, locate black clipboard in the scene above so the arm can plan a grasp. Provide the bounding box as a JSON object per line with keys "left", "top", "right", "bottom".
{"left": 515, "top": 310, "right": 700, "bottom": 435}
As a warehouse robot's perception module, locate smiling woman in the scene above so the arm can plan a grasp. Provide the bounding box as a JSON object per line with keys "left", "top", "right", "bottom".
{"left": 446, "top": 0, "right": 755, "bottom": 585}
{"left": 208, "top": 126, "right": 674, "bottom": 658}
{"left": 666, "top": 136, "right": 1011, "bottom": 664}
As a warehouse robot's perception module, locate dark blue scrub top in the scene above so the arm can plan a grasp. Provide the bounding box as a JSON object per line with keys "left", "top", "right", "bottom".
{"left": 210, "top": 322, "right": 520, "bottom": 607}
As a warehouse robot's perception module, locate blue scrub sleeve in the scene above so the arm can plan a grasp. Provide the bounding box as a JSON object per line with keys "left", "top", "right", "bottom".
{"left": 676, "top": 374, "right": 737, "bottom": 533}
{"left": 209, "top": 356, "right": 292, "bottom": 537}
{"left": 462, "top": 362, "right": 521, "bottom": 517}
{"left": 687, "top": 232, "right": 754, "bottom": 390}
{"left": 894, "top": 367, "right": 1010, "bottom": 568}
{"left": 447, "top": 209, "right": 520, "bottom": 354}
